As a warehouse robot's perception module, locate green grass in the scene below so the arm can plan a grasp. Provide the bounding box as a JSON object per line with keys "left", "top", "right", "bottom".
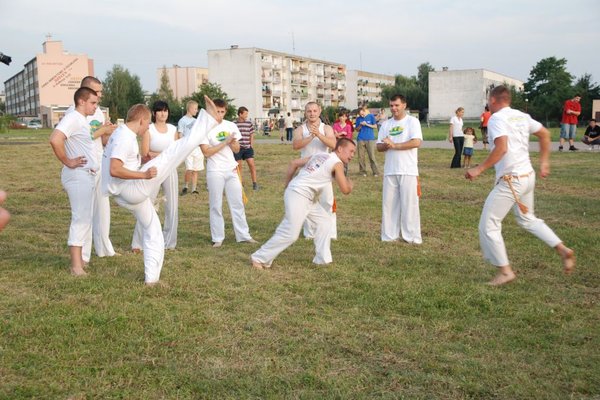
{"left": 0, "top": 139, "right": 598, "bottom": 399}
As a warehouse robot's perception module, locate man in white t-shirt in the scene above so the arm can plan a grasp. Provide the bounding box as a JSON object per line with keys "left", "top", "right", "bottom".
{"left": 251, "top": 138, "right": 356, "bottom": 269}
{"left": 177, "top": 100, "right": 204, "bottom": 195}
{"left": 49, "top": 87, "right": 100, "bottom": 276}
{"left": 377, "top": 94, "right": 423, "bottom": 244}
{"left": 199, "top": 99, "right": 255, "bottom": 248}
{"left": 284, "top": 112, "right": 295, "bottom": 142}
{"left": 67, "top": 76, "right": 119, "bottom": 262}
{"left": 102, "top": 97, "right": 218, "bottom": 285}
{"left": 466, "top": 85, "right": 575, "bottom": 286}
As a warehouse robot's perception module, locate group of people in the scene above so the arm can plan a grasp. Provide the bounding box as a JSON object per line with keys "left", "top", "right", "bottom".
{"left": 46, "top": 75, "right": 575, "bottom": 287}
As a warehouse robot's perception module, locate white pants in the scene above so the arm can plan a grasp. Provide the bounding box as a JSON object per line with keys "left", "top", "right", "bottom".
{"left": 252, "top": 189, "right": 333, "bottom": 266}
{"left": 83, "top": 171, "right": 116, "bottom": 262}
{"left": 206, "top": 168, "right": 252, "bottom": 243}
{"left": 61, "top": 167, "right": 95, "bottom": 248}
{"left": 479, "top": 172, "right": 561, "bottom": 267}
{"left": 112, "top": 110, "right": 215, "bottom": 283}
{"left": 381, "top": 175, "right": 422, "bottom": 243}
{"left": 132, "top": 169, "right": 178, "bottom": 250}
{"left": 185, "top": 147, "right": 205, "bottom": 171}
{"left": 303, "top": 182, "right": 337, "bottom": 240}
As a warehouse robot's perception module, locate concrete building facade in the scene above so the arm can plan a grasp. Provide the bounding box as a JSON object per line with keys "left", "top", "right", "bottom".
{"left": 156, "top": 65, "right": 209, "bottom": 100}
{"left": 345, "top": 70, "right": 395, "bottom": 110}
{"left": 208, "top": 47, "right": 346, "bottom": 120}
{"left": 428, "top": 69, "right": 523, "bottom": 122}
{"left": 3, "top": 39, "right": 94, "bottom": 126}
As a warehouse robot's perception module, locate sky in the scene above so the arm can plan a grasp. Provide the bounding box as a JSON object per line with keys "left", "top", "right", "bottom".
{"left": 1, "top": 0, "right": 599, "bottom": 93}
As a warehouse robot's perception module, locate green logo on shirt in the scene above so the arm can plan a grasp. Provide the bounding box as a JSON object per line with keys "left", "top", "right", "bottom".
{"left": 216, "top": 131, "right": 230, "bottom": 142}
{"left": 389, "top": 126, "right": 404, "bottom": 136}
{"left": 90, "top": 120, "right": 102, "bottom": 138}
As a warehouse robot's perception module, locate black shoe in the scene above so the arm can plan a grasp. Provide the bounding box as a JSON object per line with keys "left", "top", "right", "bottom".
{"left": 192, "top": 190, "right": 199, "bottom": 194}
{"left": 558, "top": 146, "right": 563, "bottom": 152}
{"left": 252, "top": 182, "right": 260, "bottom": 191}
{"left": 180, "top": 187, "right": 188, "bottom": 196}
{"left": 569, "top": 146, "right": 578, "bottom": 151}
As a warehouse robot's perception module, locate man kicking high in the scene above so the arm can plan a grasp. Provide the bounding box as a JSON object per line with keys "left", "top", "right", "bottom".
{"left": 251, "top": 138, "right": 355, "bottom": 269}
{"left": 102, "top": 96, "right": 218, "bottom": 285}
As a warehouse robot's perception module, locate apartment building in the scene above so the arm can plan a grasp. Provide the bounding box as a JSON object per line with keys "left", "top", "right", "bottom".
{"left": 156, "top": 65, "right": 209, "bottom": 100}
{"left": 3, "top": 39, "right": 94, "bottom": 126}
{"left": 428, "top": 68, "right": 524, "bottom": 122}
{"left": 345, "top": 70, "right": 395, "bottom": 110}
{"left": 208, "top": 47, "right": 346, "bottom": 119}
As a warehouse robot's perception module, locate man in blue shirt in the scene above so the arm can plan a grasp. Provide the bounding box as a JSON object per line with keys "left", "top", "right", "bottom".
{"left": 354, "top": 106, "right": 380, "bottom": 176}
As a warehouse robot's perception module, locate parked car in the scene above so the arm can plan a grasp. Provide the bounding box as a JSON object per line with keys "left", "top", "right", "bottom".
{"left": 27, "top": 120, "right": 42, "bottom": 129}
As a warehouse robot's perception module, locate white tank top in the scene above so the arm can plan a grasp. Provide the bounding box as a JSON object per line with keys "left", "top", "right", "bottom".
{"left": 288, "top": 152, "right": 341, "bottom": 200}
{"left": 149, "top": 123, "right": 177, "bottom": 152}
{"left": 300, "top": 122, "right": 329, "bottom": 158}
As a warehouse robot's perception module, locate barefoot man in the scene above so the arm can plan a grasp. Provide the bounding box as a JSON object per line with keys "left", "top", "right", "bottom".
{"left": 465, "top": 85, "right": 575, "bottom": 286}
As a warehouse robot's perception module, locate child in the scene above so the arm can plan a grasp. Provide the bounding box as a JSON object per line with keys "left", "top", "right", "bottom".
{"left": 463, "top": 127, "right": 477, "bottom": 168}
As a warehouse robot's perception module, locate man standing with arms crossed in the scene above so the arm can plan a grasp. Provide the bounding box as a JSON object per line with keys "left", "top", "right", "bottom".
{"left": 559, "top": 94, "right": 581, "bottom": 152}
{"left": 377, "top": 94, "right": 423, "bottom": 244}
{"left": 50, "top": 87, "right": 100, "bottom": 276}
{"left": 292, "top": 101, "right": 337, "bottom": 239}
{"left": 178, "top": 100, "right": 204, "bottom": 195}
{"left": 234, "top": 106, "right": 259, "bottom": 190}
{"left": 465, "top": 86, "right": 575, "bottom": 286}
{"left": 355, "top": 105, "right": 380, "bottom": 177}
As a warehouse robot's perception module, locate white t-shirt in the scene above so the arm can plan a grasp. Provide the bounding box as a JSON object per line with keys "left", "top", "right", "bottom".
{"left": 102, "top": 124, "right": 140, "bottom": 196}
{"left": 55, "top": 110, "right": 99, "bottom": 171}
{"left": 177, "top": 115, "right": 196, "bottom": 137}
{"left": 66, "top": 105, "right": 105, "bottom": 160}
{"left": 450, "top": 115, "right": 464, "bottom": 137}
{"left": 148, "top": 123, "right": 177, "bottom": 152}
{"left": 200, "top": 119, "right": 242, "bottom": 172}
{"left": 288, "top": 152, "right": 341, "bottom": 200}
{"left": 488, "top": 106, "right": 542, "bottom": 181}
{"left": 377, "top": 115, "right": 422, "bottom": 176}
{"left": 300, "top": 122, "right": 329, "bottom": 158}
{"left": 285, "top": 116, "right": 294, "bottom": 129}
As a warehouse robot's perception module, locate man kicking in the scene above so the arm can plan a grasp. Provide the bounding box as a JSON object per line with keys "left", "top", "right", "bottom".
{"left": 102, "top": 96, "right": 218, "bottom": 285}
{"left": 251, "top": 138, "right": 355, "bottom": 269}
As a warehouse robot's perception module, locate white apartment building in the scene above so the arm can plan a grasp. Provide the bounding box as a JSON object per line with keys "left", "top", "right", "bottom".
{"left": 208, "top": 47, "right": 346, "bottom": 119}
{"left": 345, "top": 70, "right": 395, "bottom": 110}
{"left": 156, "top": 65, "right": 209, "bottom": 100}
{"left": 428, "top": 68, "right": 524, "bottom": 122}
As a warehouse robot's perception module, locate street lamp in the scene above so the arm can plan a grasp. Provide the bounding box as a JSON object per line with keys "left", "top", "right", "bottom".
{"left": 525, "top": 98, "right": 528, "bottom": 112}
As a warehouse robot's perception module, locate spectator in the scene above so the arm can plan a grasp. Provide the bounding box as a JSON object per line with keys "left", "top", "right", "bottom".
{"left": 559, "top": 94, "right": 581, "bottom": 152}
{"left": 582, "top": 119, "right": 600, "bottom": 149}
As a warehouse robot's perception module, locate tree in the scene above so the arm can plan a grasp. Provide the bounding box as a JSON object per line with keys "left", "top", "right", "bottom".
{"left": 416, "top": 62, "right": 435, "bottom": 97}
{"left": 572, "top": 73, "right": 600, "bottom": 122}
{"left": 524, "top": 57, "right": 573, "bottom": 125}
{"left": 101, "top": 65, "right": 145, "bottom": 120}
{"left": 381, "top": 74, "right": 427, "bottom": 112}
{"left": 185, "top": 82, "right": 237, "bottom": 121}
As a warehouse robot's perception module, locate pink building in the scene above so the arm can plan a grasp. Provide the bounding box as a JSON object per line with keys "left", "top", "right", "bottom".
{"left": 157, "top": 65, "right": 208, "bottom": 100}
{"left": 3, "top": 39, "right": 95, "bottom": 127}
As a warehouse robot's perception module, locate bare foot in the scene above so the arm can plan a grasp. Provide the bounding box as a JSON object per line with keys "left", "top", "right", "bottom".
{"left": 70, "top": 266, "right": 88, "bottom": 276}
{"left": 250, "top": 257, "right": 264, "bottom": 270}
{"left": 560, "top": 248, "right": 576, "bottom": 275}
{"left": 487, "top": 270, "right": 516, "bottom": 286}
{"left": 132, "top": 248, "right": 141, "bottom": 254}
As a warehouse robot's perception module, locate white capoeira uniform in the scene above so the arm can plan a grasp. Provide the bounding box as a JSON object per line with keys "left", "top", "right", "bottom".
{"left": 102, "top": 110, "right": 215, "bottom": 283}
{"left": 377, "top": 114, "right": 423, "bottom": 243}
{"left": 65, "top": 106, "right": 116, "bottom": 261}
{"left": 299, "top": 122, "right": 337, "bottom": 240}
{"left": 178, "top": 115, "right": 204, "bottom": 171}
{"left": 479, "top": 106, "right": 562, "bottom": 267}
{"left": 55, "top": 111, "right": 99, "bottom": 254}
{"left": 132, "top": 123, "right": 179, "bottom": 250}
{"left": 252, "top": 152, "right": 342, "bottom": 266}
{"left": 200, "top": 119, "right": 253, "bottom": 244}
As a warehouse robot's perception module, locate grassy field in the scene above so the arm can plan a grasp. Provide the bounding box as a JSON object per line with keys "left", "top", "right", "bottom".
{"left": 0, "top": 133, "right": 598, "bottom": 399}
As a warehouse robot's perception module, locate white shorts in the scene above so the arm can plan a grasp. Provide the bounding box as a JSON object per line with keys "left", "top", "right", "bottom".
{"left": 185, "top": 147, "right": 205, "bottom": 171}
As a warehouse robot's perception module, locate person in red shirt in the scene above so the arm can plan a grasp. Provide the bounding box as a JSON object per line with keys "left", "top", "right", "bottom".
{"left": 559, "top": 94, "right": 581, "bottom": 151}
{"left": 480, "top": 105, "right": 491, "bottom": 150}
